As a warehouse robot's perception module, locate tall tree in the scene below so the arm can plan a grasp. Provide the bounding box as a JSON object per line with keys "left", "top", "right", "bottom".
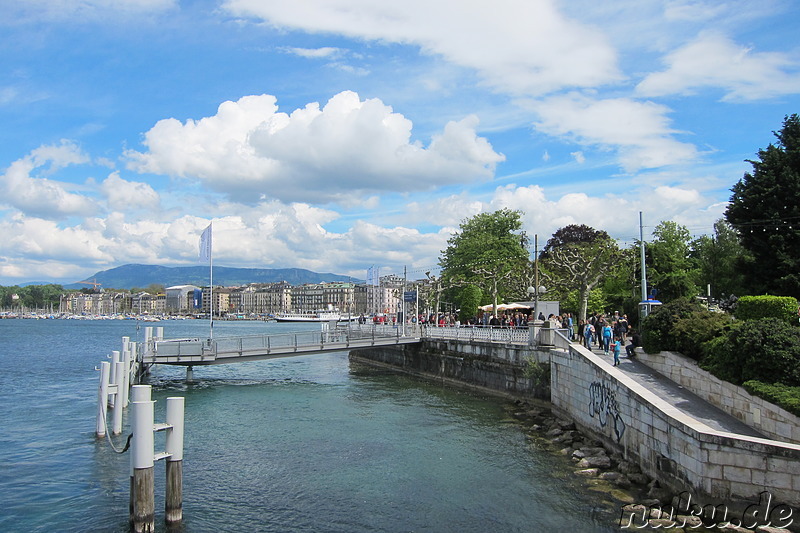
{"left": 540, "top": 224, "right": 621, "bottom": 321}
{"left": 647, "top": 221, "right": 699, "bottom": 301}
{"left": 439, "top": 209, "right": 529, "bottom": 315}
{"left": 726, "top": 114, "right": 800, "bottom": 297}
{"left": 691, "top": 219, "right": 749, "bottom": 300}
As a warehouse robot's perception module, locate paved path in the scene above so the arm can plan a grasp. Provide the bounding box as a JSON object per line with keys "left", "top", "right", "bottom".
{"left": 582, "top": 341, "right": 764, "bottom": 439}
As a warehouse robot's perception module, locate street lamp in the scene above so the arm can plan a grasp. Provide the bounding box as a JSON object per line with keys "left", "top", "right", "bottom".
{"left": 527, "top": 285, "right": 547, "bottom": 322}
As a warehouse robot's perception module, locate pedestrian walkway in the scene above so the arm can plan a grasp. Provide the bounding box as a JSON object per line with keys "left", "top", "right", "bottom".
{"left": 584, "top": 342, "right": 764, "bottom": 438}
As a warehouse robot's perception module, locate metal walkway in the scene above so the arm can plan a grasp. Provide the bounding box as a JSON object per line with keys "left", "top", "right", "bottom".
{"left": 141, "top": 324, "right": 420, "bottom": 366}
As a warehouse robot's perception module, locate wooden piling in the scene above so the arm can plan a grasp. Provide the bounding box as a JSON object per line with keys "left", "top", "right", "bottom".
{"left": 165, "top": 460, "right": 182, "bottom": 525}
{"left": 132, "top": 467, "right": 155, "bottom": 532}
{"left": 165, "top": 396, "right": 185, "bottom": 525}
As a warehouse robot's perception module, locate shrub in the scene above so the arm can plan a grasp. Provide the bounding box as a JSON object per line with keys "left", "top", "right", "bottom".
{"left": 735, "top": 295, "right": 798, "bottom": 324}
{"left": 742, "top": 381, "right": 800, "bottom": 418}
{"left": 641, "top": 297, "right": 702, "bottom": 354}
{"left": 700, "top": 320, "right": 800, "bottom": 386}
{"left": 671, "top": 310, "right": 732, "bottom": 361}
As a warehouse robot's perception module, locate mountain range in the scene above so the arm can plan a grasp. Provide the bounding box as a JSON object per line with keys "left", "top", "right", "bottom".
{"left": 60, "top": 264, "right": 357, "bottom": 290}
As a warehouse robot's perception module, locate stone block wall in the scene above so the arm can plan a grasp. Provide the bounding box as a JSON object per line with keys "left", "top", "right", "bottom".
{"left": 550, "top": 344, "right": 800, "bottom": 508}
{"left": 636, "top": 350, "right": 800, "bottom": 443}
{"left": 349, "top": 338, "right": 548, "bottom": 399}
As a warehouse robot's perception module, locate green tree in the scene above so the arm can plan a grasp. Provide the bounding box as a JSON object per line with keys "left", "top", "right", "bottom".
{"left": 456, "top": 285, "right": 483, "bottom": 323}
{"left": 691, "top": 219, "right": 748, "bottom": 301}
{"left": 540, "top": 224, "right": 621, "bottom": 321}
{"left": 439, "top": 209, "right": 529, "bottom": 315}
{"left": 647, "top": 221, "right": 699, "bottom": 301}
{"left": 726, "top": 113, "right": 800, "bottom": 297}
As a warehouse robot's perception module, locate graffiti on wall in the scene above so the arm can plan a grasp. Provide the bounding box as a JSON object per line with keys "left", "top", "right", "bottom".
{"left": 588, "top": 381, "right": 626, "bottom": 442}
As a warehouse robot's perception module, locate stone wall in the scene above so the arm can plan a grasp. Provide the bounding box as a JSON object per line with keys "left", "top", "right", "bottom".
{"left": 349, "top": 338, "right": 549, "bottom": 399}
{"left": 550, "top": 343, "right": 800, "bottom": 509}
{"left": 636, "top": 349, "right": 800, "bottom": 443}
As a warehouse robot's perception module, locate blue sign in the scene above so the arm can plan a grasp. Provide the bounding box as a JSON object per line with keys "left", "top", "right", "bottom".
{"left": 403, "top": 291, "right": 417, "bottom": 302}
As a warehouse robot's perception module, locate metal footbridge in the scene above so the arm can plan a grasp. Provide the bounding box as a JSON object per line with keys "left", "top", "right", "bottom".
{"left": 141, "top": 324, "right": 420, "bottom": 366}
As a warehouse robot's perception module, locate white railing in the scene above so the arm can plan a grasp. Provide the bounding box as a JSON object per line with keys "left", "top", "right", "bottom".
{"left": 420, "top": 325, "right": 574, "bottom": 347}
{"left": 421, "top": 325, "right": 531, "bottom": 344}
{"left": 149, "top": 323, "right": 407, "bottom": 359}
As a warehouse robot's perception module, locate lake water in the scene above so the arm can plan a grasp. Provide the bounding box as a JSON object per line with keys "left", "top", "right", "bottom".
{"left": 0, "top": 319, "right": 623, "bottom": 532}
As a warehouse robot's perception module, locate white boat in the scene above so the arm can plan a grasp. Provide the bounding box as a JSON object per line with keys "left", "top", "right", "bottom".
{"left": 275, "top": 310, "right": 345, "bottom": 322}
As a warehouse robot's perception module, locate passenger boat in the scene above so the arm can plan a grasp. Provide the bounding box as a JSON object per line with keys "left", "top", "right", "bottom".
{"left": 275, "top": 310, "right": 351, "bottom": 322}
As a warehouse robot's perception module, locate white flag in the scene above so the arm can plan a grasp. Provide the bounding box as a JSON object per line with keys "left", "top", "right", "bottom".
{"left": 199, "top": 223, "right": 212, "bottom": 262}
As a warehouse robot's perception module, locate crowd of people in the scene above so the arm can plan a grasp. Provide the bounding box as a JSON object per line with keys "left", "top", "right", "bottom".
{"left": 577, "top": 311, "right": 640, "bottom": 365}
{"left": 373, "top": 308, "right": 642, "bottom": 363}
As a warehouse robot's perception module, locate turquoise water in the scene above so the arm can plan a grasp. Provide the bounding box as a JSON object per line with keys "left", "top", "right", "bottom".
{"left": 0, "top": 319, "right": 620, "bottom": 532}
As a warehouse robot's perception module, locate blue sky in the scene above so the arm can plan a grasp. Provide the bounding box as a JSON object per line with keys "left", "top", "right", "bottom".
{"left": 1, "top": 0, "right": 799, "bottom": 285}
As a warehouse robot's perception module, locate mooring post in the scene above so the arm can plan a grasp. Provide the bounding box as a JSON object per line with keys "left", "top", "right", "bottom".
{"left": 96, "top": 361, "right": 111, "bottom": 438}
{"left": 131, "top": 385, "right": 155, "bottom": 533}
{"left": 156, "top": 326, "right": 164, "bottom": 340}
{"left": 109, "top": 350, "right": 120, "bottom": 408}
{"left": 186, "top": 366, "right": 193, "bottom": 382}
{"left": 121, "top": 347, "right": 132, "bottom": 409}
{"left": 165, "top": 396, "right": 185, "bottom": 525}
{"left": 112, "top": 361, "right": 125, "bottom": 435}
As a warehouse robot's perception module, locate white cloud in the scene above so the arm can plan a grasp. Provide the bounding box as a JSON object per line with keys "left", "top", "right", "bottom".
{"left": 285, "top": 46, "right": 343, "bottom": 59}
{"left": 529, "top": 93, "right": 699, "bottom": 171}
{"left": 99, "top": 172, "right": 160, "bottom": 211}
{"left": 0, "top": 141, "right": 97, "bottom": 219}
{"left": 126, "top": 91, "right": 505, "bottom": 204}
{"left": 222, "top": 0, "right": 622, "bottom": 96}
{"left": 570, "top": 151, "right": 586, "bottom": 164}
{"left": 637, "top": 32, "right": 800, "bottom": 101}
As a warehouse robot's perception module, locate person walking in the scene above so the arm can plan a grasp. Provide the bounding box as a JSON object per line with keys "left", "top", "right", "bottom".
{"left": 583, "top": 321, "right": 594, "bottom": 349}
{"left": 602, "top": 322, "right": 613, "bottom": 355}
{"left": 613, "top": 338, "right": 621, "bottom": 366}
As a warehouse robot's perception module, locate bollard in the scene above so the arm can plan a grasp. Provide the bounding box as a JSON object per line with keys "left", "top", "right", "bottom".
{"left": 121, "top": 348, "right": 132, "bottom": 409}
{"left": 96, "top": 361, "right": 111, "bottom": 437}
{"left": 109, "top": 350, "right": 120, "bottom": 408}
{"left": 131, "top": 385, "right": 155, "bottom": 533}
{"left": 112, "top": 361, "right": 125, "bottom": 435}
{"left": 156, "top": 326, "right": 164, "bottom": 340}
{"left": 165, "top": 397, "right": 185, "bottom": 525}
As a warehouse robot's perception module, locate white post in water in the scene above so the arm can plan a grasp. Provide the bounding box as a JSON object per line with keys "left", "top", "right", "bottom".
{"left": 121, "top": 347, "right": 132, "bottom": 408}
{"left": 156, "top": 326, "right": 164, "bottom": 340}
{"left": 165, "top": 397, "right": 185, "bottom": 525}
{"left": 109, "top": 350, "right": 120, "bottom": 408}
{"left": 112, "top": 361, "right": 125, "bottom": 435}
{"left": 131, "top": 385, "right": 155, "bottom": 533}
{"left": 96, "top": 361, "right": 111, "bottom": 437}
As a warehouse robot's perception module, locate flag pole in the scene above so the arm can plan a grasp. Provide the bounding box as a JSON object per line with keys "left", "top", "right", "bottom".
{"left": 209, "top": 227, "right": 213, "bottom": 340}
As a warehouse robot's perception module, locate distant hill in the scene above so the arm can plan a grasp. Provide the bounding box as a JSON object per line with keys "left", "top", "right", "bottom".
{"left": 64, "top": 264, "right": 356, "bottom": 290}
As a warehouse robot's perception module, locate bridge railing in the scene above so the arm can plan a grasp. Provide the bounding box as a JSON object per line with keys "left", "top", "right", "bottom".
{"left": 150, "top": 323, "right": 408, "bottom": 358}
{"left": 420, "top": 325, "right": 573, "bottom": 346}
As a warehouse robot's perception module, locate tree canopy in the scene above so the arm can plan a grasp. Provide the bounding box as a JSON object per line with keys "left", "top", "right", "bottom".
{"left": 646, "top": 221, "right": 699, "bottom": 302}
{"left": 726, "top": 113, "right": 800, "bottom": 297}
{"left": 540, "top": 224, "right": 620, "bottom": 321}
{"left": 439, "top": 209, "right": 529, "bottom": 314}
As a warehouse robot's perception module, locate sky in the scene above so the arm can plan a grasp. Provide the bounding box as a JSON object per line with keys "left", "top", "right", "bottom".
{"left": 1, "top": 0, "right": 799, "bottom": 286}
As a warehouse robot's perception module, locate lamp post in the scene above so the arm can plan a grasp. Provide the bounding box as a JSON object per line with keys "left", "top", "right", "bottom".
{"left": 527, "top": 285, "right": 547, "bottom": 346}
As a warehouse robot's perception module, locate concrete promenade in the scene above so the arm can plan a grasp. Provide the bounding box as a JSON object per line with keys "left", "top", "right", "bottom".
{"left": 584, "top": 342, "right": 765, "bottom": 439}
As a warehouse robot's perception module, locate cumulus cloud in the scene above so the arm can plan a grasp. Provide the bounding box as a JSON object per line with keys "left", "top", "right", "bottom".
{"left": 222, "top": 0, "right": 622, "bottom": 96}
{"left": 529, "top": 93, "right": 699, "bottom": 172}
{"left": 99, "top": 172, "right": 160, "bottom": 211}
{"left": 637, "top": 32, "right": 800, "bottom": 101}
{"left": 125, "top": 91, "right": 505, "bottom": 204}
{"left": 0, "top": 141, "right": 97, "bottom": 219}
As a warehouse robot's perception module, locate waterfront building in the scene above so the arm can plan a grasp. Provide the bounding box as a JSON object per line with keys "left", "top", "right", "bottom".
{"left": 165, "top": 285, "right": 200, "bottom": 314}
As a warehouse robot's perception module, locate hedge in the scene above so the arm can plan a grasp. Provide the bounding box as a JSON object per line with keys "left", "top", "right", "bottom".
{"left": 743, "top": 380, "right": 800, "bottom": 418}
{"left": 735, "top": 295, "right": 798, "bottom": 323}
